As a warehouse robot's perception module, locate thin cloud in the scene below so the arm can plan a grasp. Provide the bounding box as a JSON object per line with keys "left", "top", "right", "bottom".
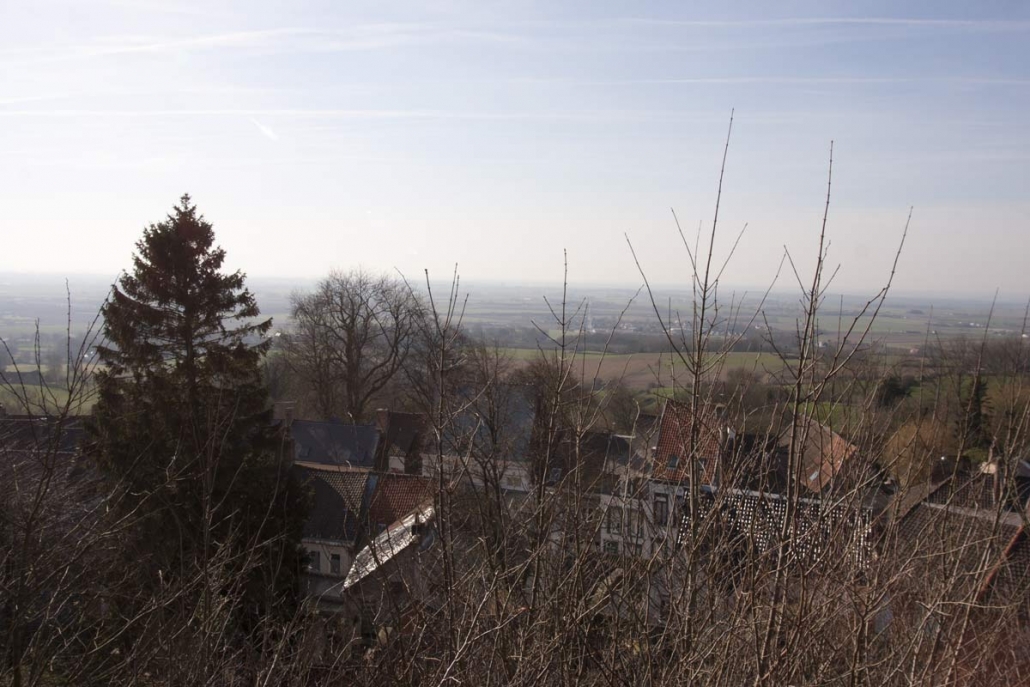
{"left": 249, "top": 118, "right": 279, "bottom": 142}
{"left": 2, "top": 24, "right": 529, "bottom": 67}
{"left": 505, "top": 76, "right": 1030, "bottom": 87}
{"left": 620, "top": 17, "right": 1030, "bottom": 30}
{"left": 0, "top": 108, "right": 615, "bottom": 122}
{"left": 101, "top": 0, "right": 213, "bottom": 16}
{"left": 0, "top": 94, "right": 78, "bottom": 106}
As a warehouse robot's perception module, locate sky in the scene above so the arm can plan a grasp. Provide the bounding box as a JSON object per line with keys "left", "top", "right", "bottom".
{"left": 1, "top": 1, "right": 1029, "bottom": 300}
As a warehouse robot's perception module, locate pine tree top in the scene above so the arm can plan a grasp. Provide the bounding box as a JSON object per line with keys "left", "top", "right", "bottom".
{"left": 98, "top": 194, "right": 271, "bottom": 380}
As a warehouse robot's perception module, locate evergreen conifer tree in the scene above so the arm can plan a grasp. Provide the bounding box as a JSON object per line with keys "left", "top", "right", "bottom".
{"left": 87, "top": 195, "right": 304, "bottom": 638}
{"left": 956, "top": 374, "right": 993, "bottom": 455}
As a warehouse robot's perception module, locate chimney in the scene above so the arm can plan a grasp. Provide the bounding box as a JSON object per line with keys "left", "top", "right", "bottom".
{"left": 273, "top": 401, "right": 296, "bottom": 426}
{"left": 376, "top": 408, "right": 391, "bottom": 433}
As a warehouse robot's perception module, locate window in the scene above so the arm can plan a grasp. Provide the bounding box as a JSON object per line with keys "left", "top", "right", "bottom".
{"left": 578, "top": 506, "right": 593, "bottom": 527}
{"left": 654, "top": 494, "right": 668, "bottom": 526}
{"left": 632, "top": 543, "right": 643, "bottom": 557}
{"left": 636, "top": 507, "right": 646, "bottom": 536}
{"left": 607, "top": 505, "right": 623, "bottom": 535}
{"left": 308, "top": 550, "right": 320, "bottom": 572}
{"left": 604, "top": 541, "right": 619, "bottom": 555}
{"left": 667, "top": 454, "right": 679, "bottom": 470}
{"left": 330, "top": 553, "right": 341, "bottom": 575}
{"left": 548, "top": 467, "right": 562, "bottom": 484}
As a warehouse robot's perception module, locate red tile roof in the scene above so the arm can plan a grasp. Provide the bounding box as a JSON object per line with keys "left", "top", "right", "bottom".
{"left": 652, "top": 400, "right": 726, "bottom": 483}
{"left": 792, "top": 418, "right": 858, "bottom": 493}
{"left": 368, "top": 473, "right": 433, "bottom": 529}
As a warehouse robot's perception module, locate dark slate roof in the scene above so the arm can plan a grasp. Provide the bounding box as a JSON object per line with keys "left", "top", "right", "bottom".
{"left": 0, "top": 416, "right": 93, "bottom": 496}
{"left": 376, "top": 410, "right": 425, "bottom": 456}
{"left": 443, "top": 383, "right": 537, "bottom": 462}
{"left": 367, "top": 473, "right": 433, "bottom": 529}
{"left": 925, "top": 471, "right": 998, "bottom": 509}
{"left": 922, "top": 462, "right": 1030, "bottom": 514}
{"left": 293, "top": 464, "right": 371, "bottom": 542}
{"left": 544, "top": 430, "right": 609, "bottom": 489}
{"left": 983, "top": 521, "right": 1030, "bottom": 614}
{"left": 289, "top": 420, "right": 379, "bottom": 468}
{"left": 0, "top": 370, "right": 45, "bottom": 388}
{"left": 0, "top": 415, "right": 85, "bottom": 454}
{"left": 1, "top": 416, "right": 105, "bottom": 544}
{"left": 544, "top": 430, "right": 648, "bottom": 491}
{"left": 605, "top": 433, "right": 648, "bottom": 473}
{"left": 891, "top": 499, "right": 1025, "bottom": 606}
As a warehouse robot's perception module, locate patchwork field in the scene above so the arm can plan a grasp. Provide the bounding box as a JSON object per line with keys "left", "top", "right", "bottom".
{"left": 503, "top": 349, "right": 790, "bottom": 390}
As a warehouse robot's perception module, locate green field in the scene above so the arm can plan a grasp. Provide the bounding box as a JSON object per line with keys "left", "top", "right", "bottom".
{"left": 503, "top": 348, "right": 789, "bottom": 390}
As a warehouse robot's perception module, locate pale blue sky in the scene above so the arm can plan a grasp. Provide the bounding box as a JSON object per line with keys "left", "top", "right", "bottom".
{"left": 1, "top": 1, "right": 1028, "bottom": 297}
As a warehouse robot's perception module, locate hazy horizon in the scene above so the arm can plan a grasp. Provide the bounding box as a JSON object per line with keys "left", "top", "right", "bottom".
{"left": 2, "top": 1, "right": 1028, "bottom": 296}
{"left": 1, "top": 269, "right": 1024, "bottom": 309}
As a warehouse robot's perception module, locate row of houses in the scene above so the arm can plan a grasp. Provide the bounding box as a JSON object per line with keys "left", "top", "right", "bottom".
{"left": 285, "top": 395, "right": 878, "bottom": 623}
{"left": 286, "top": 390, "right": 1030, "bottom": 642}
{"left": 7, "top": 391, "right": 1030, "bottom": 655}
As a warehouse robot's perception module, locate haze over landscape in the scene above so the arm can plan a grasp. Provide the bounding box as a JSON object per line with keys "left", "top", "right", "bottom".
{"left": 8, "top": 4, "right": 1030, "bottom": 686}
{"left": 2, "top": 0, "right": 1029, "bottom": 297}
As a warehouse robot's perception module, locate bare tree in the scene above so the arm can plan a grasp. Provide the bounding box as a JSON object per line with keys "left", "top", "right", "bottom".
{"left": 283, "top": 269, "right": 421, "bottom": 422}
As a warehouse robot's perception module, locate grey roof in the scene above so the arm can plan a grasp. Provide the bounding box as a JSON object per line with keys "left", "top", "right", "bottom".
{"left": 0, "top": 415, "right": 85, "bottom": 454}
{"left": 602, "top": 433, "right": 648, "bottom": 472}
{"left": 290, "top": 420, "right": 379, "bottom": 468}
{"left": 294, "top": 464, "right": 371, "bottom": 542}
{"left": 377, "top": 410, "right": 425, "bottom": 456}
{"left": 0, "top": 416, "right": 106, "bottom": 554}
{"left": 444, "top": 383, "right": 537, "bottom": 462}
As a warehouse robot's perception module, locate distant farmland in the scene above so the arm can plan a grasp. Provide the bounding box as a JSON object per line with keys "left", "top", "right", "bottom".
{"left": 503, "top": 348, "right": 788, "bottom": 391}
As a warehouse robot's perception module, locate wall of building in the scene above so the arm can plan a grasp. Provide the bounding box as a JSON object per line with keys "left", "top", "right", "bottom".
{"left": 302, "top": 539, "right": 355, "bottom": 608}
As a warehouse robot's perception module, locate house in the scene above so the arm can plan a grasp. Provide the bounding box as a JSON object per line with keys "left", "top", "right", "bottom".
{"left": 0, "top": 415, "right": 108, "bottom": 647}
{"left": 294, "top": 462, "right": 433, "bottom": 612}
{"left": 341, "top": 502, "right": 436, "bottom": 644}
{"left": 651, "top": 400, "right": 730, "bottom": 486}
{"left": 562, "top": 431, "right": 652, "bottom": 558}
{"left": 0, "top": 413, "right": 85, "bottom": 454}
{"left": 422, "top": 383, "right": 538, "bottom": 495}
{"left": 293, "top": 464, "right": 371, "bottom": 610}
{"left": 886, "top": 482, "right": 1030, "bottom": 630}
{"left": 0, "top": 415, "right": 93, "bottom": 515}
{"left": 647, "top": 400, "right": 733, "bottom": 552}
{"left": 785, "top": 416, "right": 860, "bottom": 494}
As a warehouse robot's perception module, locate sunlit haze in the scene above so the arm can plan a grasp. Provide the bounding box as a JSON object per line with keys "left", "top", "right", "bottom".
{"left": 2, "top": 1, "right": 1028, "bottom": 298}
